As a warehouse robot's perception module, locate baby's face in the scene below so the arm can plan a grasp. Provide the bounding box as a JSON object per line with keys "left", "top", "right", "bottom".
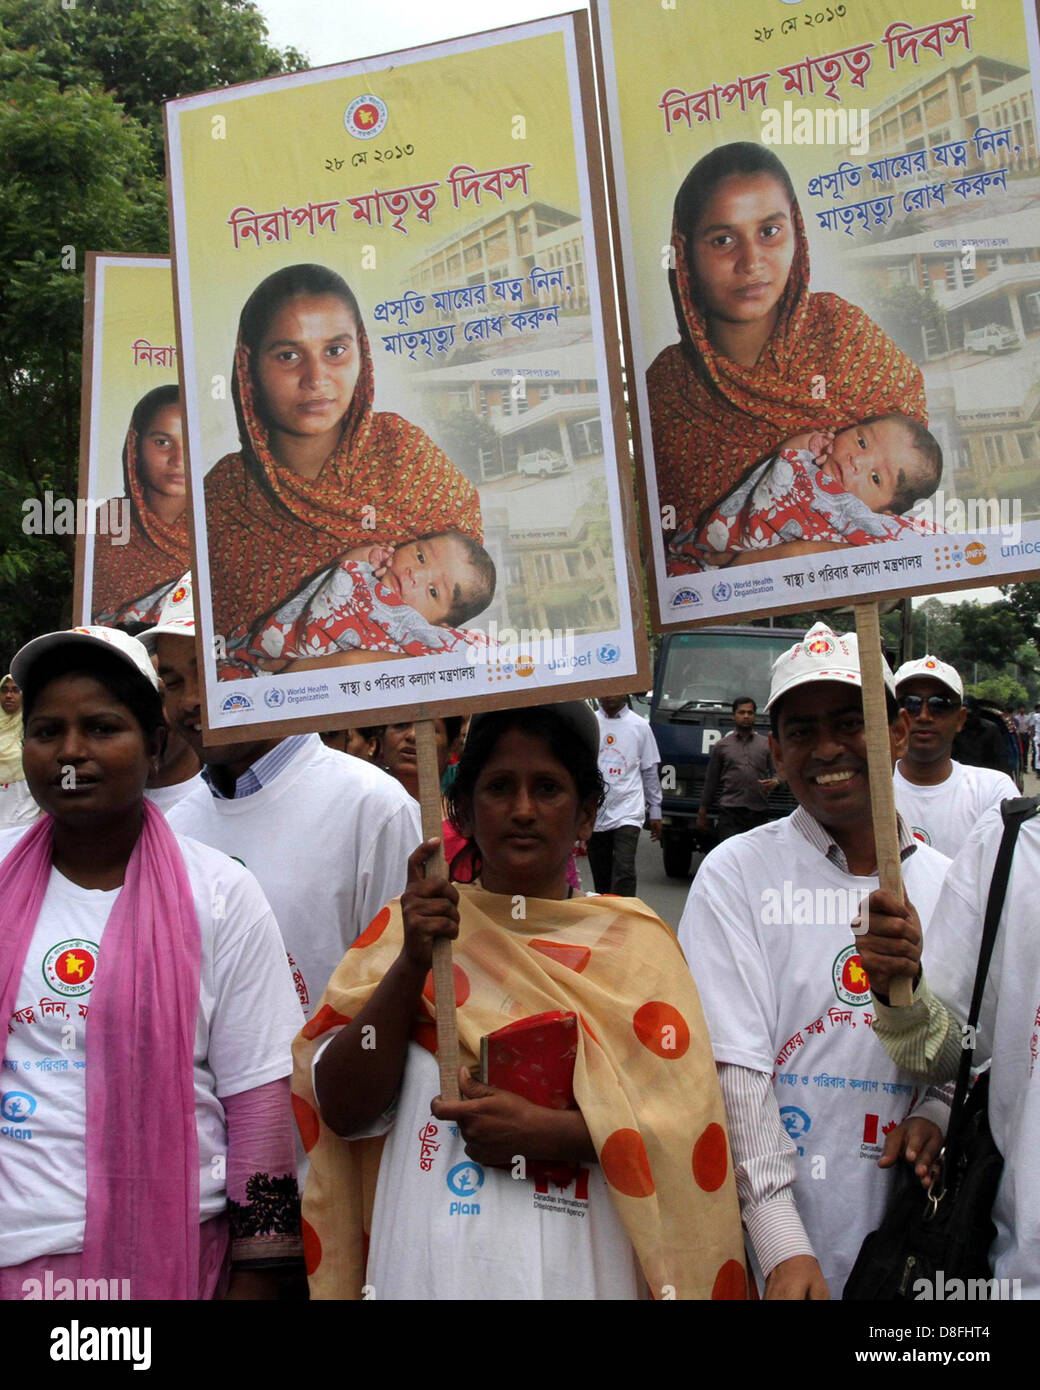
{"left": 385, "top": 536, "right": 471, "bottom": 623}
{"left": 818, "top": 419, "right": 911, "bottom": 511}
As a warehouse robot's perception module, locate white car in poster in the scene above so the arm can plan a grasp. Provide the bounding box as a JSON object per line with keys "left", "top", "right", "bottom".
{"left": 964, "top": 323, "right": 1021, "bottom": 355}
{"left": 517, "top": 448, "right": 570, "bottom": 478}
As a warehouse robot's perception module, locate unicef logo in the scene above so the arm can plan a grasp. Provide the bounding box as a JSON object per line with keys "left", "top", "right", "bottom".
{"left": 220, "top": 692, "right": 253, "bottom": 713}
{"left": 446, "top": 1161, "right": 485, "bottom": 1198}
{"left": 712, "top": 580, "right": 732, "bottom": 602}
{"left": 264, "top": 687, "right": 285, "bottom": 709}
{"left": 1, "top": 1092, "right": 36, "bottom": 1122}
{"left": 597, "top": 643, "right": 620, "bottom": 664}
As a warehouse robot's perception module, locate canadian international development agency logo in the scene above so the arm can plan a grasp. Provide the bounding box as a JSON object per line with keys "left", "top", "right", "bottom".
{"left": 345, "top": 94, "right": 388, "bottom": 140}
{"left": 43, "top": 940, "right": 99, "bottom": 997}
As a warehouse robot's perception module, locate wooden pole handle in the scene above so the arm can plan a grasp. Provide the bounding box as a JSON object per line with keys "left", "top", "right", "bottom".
{"left": 414, "top": 719, "right": 461, "bottom": 1099}
{"left": 854, "top": 602, "right": 912, "bottom": 1009}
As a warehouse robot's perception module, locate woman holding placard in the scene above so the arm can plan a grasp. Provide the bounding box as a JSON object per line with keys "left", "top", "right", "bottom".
{"left": 91, "top": 384, "right": 191, "bottom": 625}
{"left": 647, "top": 142, "right": 927, "bottom": 574}
{"left": 293, "top": 701, "right": 746, "bottom": 1300}
{"left": 203, "top": 263, "right": 484, "bottom": 674}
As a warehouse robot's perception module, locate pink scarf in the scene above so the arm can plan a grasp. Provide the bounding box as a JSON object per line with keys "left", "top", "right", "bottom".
{"left": 0, "top": 800, "right": 201, "bottom": 1299}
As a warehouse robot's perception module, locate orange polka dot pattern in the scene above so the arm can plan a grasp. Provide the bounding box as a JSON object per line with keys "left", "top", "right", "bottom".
{"left": 291, "top": 886, "right": 747, "bottom": 1299}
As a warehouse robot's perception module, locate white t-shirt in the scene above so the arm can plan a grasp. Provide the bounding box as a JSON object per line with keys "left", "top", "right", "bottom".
{"left": 169, "top": 735, "right": 421, "bottom": 1015}
{"left": 0, "top": 829, "right": 303, "bottom": 1267}
{"left": 894, "top": 760, "right": 1019, "bottom": 860}
{"left": 144, "top": 772, "right": 205, "bottom": 816}
{"left": 359, "top": 1042, "right": 644, "bottom": 1300}
{"left": 923, "top": 807, "right": 1040, "bottom": 1294}
{"left": 594, "top": 707, "right": 661, "bottom": 832}
{"left": 679, "top": 815, "right": 950, "bottom": 1295}
{"left": 0, "top": 781, "right": 38, "bottom": 830}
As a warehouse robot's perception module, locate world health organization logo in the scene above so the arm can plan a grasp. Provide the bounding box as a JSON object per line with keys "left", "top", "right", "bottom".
{"left": 264, "top": 687, "right": 286, "bottom": 709}
{"left": 712, "top": 580, "right": 732, "bottom": 602}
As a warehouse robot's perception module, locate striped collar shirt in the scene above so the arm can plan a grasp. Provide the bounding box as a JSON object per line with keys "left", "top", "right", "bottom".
{"left": 202, "top": 733, "right": 313, "bottom": 800}
{"left": 789, "top": 804, "right": 918, "bottom": 876}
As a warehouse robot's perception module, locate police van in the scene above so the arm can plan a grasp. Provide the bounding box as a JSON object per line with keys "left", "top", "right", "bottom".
{"left": 650, "top": 624, "right": 805, "bottom": 877}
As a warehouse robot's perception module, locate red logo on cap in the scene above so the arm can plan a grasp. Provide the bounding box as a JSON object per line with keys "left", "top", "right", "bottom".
{"left": 807, "top": 637, "right": 834, "bottom": 656}
{"left": 171, "top": 586, "right": 188, "bottom": 604}
{"left": 924, "top": 659, "right": 936, "bottom": 669}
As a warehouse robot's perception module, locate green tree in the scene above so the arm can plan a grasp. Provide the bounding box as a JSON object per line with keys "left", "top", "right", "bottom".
{"left": 0, "top": 0, "right": 305, "bottom": 659}
{"left": 866, "top": 283, "right": 946, "bottom": 362}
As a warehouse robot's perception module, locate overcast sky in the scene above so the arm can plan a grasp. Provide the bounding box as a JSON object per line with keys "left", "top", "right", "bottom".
{"left": 253, "top": 0, "right": 1004, "bottom": 611}
{"left": 256, "top": 0, "right": 575, "bottom": 67}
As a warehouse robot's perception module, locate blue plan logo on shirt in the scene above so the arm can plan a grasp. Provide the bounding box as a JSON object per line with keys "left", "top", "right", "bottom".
{"left": 446, "top": 1160, "right": 484, "bottom": 1216}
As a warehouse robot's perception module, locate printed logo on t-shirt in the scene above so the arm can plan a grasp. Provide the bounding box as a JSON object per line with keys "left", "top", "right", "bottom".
{"left": 42, "top": 940, "right": 99, "bottom": 997}
{"left": 832, "top": 945, "right": 870, "bottom": 1007}
{"left": 532, "top": 1166, "right": 590, "bottom": 1217}
{"left": 779, "top": 1105, "right": 811, "bottom": 1157}
{"left": 446, "top": 1160, "right": 484, "bottom": 1216}
{"left": 1, "top": 1089, "right": 36, "bottom": 1141}
{"left": 911, "top": 825, "right": 932, "bottom": 846}
{"left": 860, "top": 1112, "right": 898, "bottom": 1158}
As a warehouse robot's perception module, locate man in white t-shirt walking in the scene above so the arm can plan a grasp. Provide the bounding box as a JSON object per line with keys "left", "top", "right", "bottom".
{"left": 892, "top": 654, "right": 1018, "bottom": 859}
{"left": 587, "top": 694, "right": 662, "bottom": 896}
{"left": 679, "top": 623, "right": 951, "bottom": 1299}
{"left": 858, "top": 801, "right": 1040, "bottom": 1295}
{"left": 145, "top": 576, "right": 421, "bottom": 1019}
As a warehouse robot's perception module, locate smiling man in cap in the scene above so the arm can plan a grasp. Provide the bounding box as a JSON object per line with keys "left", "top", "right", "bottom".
{"left": 892, "top": 654, "right": 1018, "bottom": 859}
{"left": 678, "top": 622, "right": 952, "bottom": 1299}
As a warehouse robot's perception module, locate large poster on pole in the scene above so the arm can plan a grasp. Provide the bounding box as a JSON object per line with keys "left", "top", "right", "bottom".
{"left": 594, "top": 0, "right": 1040, "bottom": 627}
{"left": 165, "top": 13, "right": 648, "bottom": 740}
{"left": 74, "top": 255, "right": 187, "bottom": 628}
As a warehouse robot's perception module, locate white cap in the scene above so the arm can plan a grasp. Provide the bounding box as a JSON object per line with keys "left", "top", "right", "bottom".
{"left": 11, "top": 625, "right": 159, "bottom": 692}
{"left": 765, "top": 621, "right": 895, "bottom": 712}
{"left": 139, "top": 573, "right": 195, "bottom": 652}
{"left": 893, "top": 654, "right": 963, "bottom": 701}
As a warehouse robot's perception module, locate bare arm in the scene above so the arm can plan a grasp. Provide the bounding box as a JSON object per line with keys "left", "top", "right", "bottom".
{"left": 315, "top": 840, "right": 458, "bottom": 1135}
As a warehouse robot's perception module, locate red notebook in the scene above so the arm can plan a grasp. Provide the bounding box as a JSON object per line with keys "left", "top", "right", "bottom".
{"left": 480, "top": 1010, "right": 579, "bottom": 1188}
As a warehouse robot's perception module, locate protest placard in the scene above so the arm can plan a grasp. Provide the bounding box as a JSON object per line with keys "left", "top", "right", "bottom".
{"left": 73, "top": 255, "right": 187, "bottom": 627}
{"left": 594, "top": 0, "right": 1040, "bottom": 628}
{"left": 165, "top": 13, "right": 649, "bottom": 741}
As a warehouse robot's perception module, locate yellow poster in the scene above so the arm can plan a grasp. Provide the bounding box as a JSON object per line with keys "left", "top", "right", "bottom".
{"left": 75, "top": 255, "right": 186, "bottom": 627}
{"left": 166, "top": 14, "right": 647, "bottom": 738}
{"left": 595, "top": 0, "right": 1040, "bottom": 624}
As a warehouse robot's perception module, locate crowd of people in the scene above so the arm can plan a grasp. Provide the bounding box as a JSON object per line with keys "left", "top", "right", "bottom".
{"left": 0, "top": 597, "right": 1037, "bottom": 1302}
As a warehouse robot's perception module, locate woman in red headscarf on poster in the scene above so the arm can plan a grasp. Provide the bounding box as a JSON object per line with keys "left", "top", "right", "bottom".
{"left": 203, "top": 264, "right": 484, "bottom": 676}
{"left": 647, "top": 143, "right": 927, "bottom": 576}
{"left": 91, "top": 385, "right": 191, "bottom": 626}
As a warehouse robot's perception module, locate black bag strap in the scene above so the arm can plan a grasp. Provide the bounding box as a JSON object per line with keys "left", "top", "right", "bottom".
{"left": 944, "top": 795, "right": 1040, "bottom": 1158}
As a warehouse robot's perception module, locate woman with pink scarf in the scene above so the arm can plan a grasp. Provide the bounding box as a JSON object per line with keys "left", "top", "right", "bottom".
{"left": 0, "top": 627, "right": 304, "bottom": 1300}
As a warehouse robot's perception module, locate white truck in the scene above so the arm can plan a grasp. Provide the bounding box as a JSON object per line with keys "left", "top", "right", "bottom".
{"left": 517, "top": 448, "right": 569, "bottom": 478}
{"left": 964, "top": 323, "right": 1020, "bottom": 355}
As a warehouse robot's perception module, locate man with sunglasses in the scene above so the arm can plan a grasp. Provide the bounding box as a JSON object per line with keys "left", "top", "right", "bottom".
{"left": 893, "top": 655, "right": 1018, "bottom": 859}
